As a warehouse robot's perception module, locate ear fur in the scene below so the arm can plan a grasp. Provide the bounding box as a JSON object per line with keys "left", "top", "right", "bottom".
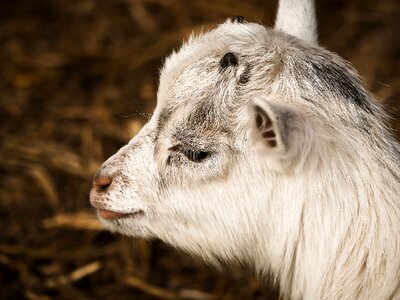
{"left": 275, "top": 0, "right": 318, "bottom": 44}
{"left": 249, "top": 96, "right": 316, "bottom": 173}
{"left": 250, "top": 96, "right": 290, "bottom": 156}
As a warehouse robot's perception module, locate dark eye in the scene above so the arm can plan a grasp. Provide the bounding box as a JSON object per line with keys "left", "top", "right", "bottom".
{"left": 183, "top": 149, "right": 209, "bottom": 162}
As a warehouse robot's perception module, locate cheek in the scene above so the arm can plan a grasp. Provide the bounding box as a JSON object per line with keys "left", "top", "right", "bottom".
{"left": 154, "top": 177, "right": 257, "bottom": 244}
{"left": 160, "top": 163, "right": 251, "bottom": 216}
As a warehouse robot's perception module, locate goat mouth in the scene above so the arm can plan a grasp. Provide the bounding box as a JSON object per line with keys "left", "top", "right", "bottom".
{"left": 97, "top": 209, "right": 143, "bottom": 220}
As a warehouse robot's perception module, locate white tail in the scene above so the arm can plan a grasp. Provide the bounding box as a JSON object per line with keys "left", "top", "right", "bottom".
{"left": 275, "top": 0, "right": 318, "bottom": 44}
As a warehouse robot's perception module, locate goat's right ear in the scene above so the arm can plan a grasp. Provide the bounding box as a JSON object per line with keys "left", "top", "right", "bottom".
{"left": 249, "top": 96, "right": 297, "bottom": 156}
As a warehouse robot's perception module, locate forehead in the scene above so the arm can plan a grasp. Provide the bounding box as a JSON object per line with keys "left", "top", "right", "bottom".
{"left": 163, "top": 21, "right": 270, "bottom": 74}
{"left": 157, "top": 22, "right": 271, "bottom": 103}
{"left": 154, "top": 22, "right": 273, "bottom": 139}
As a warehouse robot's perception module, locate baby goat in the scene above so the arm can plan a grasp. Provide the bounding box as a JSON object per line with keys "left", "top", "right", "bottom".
{"left": 90, "top": 0, "right": 400, "bottom": 298}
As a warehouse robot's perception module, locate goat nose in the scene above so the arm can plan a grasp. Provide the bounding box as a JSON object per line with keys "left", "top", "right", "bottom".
{"left": 93, "top": 173, "right": 113, "bottom": 191}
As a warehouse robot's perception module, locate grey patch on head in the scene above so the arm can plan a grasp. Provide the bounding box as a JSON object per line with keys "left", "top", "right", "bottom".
{"left": 170, "top": 100, "right": 230, "bottom": 150}
{"left": 301, "top": 56, "right": 373, "bottom": 113}
{"left": 155, "top": 95, "right": 226, "bottom": 155}
{"left": 186, "top": 100, "right": 217, "bottom": 128}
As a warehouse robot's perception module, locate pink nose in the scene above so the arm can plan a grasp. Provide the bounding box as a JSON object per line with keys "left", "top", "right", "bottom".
{"left": 92, "top": 173, "right": 113, "bottom": 192}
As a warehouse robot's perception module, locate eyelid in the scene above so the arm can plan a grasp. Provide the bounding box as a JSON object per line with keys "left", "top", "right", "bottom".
{"left": 168, "top": 144, "right": 183, "bottom": 152}
{"left": 168, "top": 143, "right": 210, "bottom": 153}
{"left": 167, "top": 144, "right": 213, "bottom": 164}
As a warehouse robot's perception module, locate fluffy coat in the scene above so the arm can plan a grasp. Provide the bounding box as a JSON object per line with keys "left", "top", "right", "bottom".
{"left": 90, "top": 1, "right": 400, "bottom": 298}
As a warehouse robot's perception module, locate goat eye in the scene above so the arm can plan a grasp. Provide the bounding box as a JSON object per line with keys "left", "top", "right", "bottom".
{"left": 183, "top": 149, "right": 209, "bottom": 162}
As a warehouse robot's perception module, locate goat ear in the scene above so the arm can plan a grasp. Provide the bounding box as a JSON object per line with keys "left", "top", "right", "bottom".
{"left": 250, "top": 96, "right": 292, "bottom": 155}
{"left": 275, "top": 0, "right": 318, "bottom": 44}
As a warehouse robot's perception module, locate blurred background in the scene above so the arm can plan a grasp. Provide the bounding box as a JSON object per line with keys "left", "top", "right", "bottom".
{"left": 0, "top": 0, "right": 399, "bottom": 299}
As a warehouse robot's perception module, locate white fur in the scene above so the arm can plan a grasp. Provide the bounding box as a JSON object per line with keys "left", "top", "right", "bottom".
{"left": 90, "top": 1, "right": 400, "bottom": 299}
{"left": 275, "top": 0, "right": 318, "bottom": 44}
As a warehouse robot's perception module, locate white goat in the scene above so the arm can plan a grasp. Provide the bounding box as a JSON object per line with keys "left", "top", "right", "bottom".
{"left": 90, "top": 0, "right": 400, "bottom": 299}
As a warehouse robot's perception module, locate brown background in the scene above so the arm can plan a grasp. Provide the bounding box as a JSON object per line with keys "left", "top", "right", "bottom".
{"left": 1, "top": 0, "right": 399, "bottom": 299}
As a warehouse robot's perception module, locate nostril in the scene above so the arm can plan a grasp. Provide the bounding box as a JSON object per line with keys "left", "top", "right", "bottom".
{"left": 93, "top": 174, "right": 113, "bottom": 191}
